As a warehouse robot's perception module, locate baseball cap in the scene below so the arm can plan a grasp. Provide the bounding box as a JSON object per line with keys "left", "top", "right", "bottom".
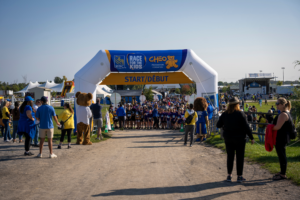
{"left": 25, "top": 96, "right": 34, "bottom": 101}
{"left": 41, "top": 96, "right": 48, "bottom": 103}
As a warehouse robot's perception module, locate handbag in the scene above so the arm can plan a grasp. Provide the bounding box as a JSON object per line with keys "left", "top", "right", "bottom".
{"left": 58, "top": 114, "right": 73, "bottom": 130}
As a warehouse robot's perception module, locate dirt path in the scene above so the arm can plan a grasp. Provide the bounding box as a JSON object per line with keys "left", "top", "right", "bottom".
{"left": 0, "top": 130, "right": 299, "bottom": 200}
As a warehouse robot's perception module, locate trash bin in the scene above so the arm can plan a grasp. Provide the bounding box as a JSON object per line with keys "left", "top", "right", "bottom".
{"left": 61, "top": 100, "right": 64, "bottom": 107}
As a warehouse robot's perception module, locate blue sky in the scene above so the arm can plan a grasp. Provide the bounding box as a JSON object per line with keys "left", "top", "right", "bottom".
{"left": 0, "top": 0, "right": 299, "bottom": 84}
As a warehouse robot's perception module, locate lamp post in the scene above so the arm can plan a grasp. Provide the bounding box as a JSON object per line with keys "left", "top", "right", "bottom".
{"left": 281, "top": 67, "right": 285, "bottom": 85}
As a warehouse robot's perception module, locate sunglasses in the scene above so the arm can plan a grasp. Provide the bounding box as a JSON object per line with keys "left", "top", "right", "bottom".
{"left": 275, "top": 102, "right": 280, "bottom": 106}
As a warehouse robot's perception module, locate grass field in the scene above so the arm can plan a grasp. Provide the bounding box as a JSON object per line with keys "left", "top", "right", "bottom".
{"left": 50, "top": 104, "right": 111, "bottom": 144}
{"left": 207, "top": 100, "right": 300, "bottom": 185}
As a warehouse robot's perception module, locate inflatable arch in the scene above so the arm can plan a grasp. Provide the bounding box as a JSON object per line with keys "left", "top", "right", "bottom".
{"left": 74, "top": 49, "right": 218, "bottom": 107}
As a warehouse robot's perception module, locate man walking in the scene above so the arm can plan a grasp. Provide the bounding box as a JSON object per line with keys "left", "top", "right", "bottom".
{"left": 31, "top": 99, "right": 41, "bottom": 147}
{"left": 36, "top": 96, "right": 60, "bottom": 158}
{"left": 90, "top": 98, "right": 103, "bottom": 140}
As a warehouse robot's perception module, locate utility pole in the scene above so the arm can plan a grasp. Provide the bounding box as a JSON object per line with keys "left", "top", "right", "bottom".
{"left": 281, "top": 67, "right": 285, "bottom": 85}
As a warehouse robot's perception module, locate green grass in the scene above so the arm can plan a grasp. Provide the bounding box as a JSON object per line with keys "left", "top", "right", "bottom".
{"left": 51, "top": 104, "right": 111, "bottom": 144}
{"left": 206, "top": 133, "right": 300, "bottom": 185}
{"left": 244, "top": 101, "right": 277, "bottom": 113}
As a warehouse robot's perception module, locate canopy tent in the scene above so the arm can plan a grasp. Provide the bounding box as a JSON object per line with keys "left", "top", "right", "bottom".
{"left": 50, "top": 82, "right": 64, "bottom": 92}
{"left": 15, "top": 81, "right": 41, "bottom": 94}
{"left": 40, "top": 80, "right": 58, "bottom": 89}
{"left": 144, "top": 84, "right": 181, "bottom": 89}
{"left": 74, "top": 49, "right": 218, "bottom": 108}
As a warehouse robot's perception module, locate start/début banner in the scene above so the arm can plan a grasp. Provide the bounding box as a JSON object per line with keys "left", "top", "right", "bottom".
{"left": 100, "top": 72, "right": 193, "bottom": 85}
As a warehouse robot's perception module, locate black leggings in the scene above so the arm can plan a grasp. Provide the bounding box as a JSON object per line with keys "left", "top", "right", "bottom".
{"left": 275, "top": 143, "right": 287, "bottom": 175}
{"left": 119, "top": 116, "right": 125, "bottom": 128}
{"left": 225, "top": 139, "right": 246, "bottom": 176}
{"left": 153, "top": 117, "right": 159, "bottom": 128}
{"left": 21, "top": 132, "right": 31, "bottom": 152}
{"left": 60, "top": 129, "right": 72, "bottom": 143}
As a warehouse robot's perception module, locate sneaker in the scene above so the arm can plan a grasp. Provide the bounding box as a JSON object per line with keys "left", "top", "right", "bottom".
{"left": 57, "top": 145, "right": 61, "bottom": 149}
{"left": 190, "top": 144, "right": 193, "bottom": 147}
{"left": 33, "top": 144, "right": 40, "bottom": 147}
{"left": 68, "top": 145, "right": 71, "bottom": 149}
{"left": 24, "top": 152, "right": 34, "bottom": 156}
{"left": 49, "top": 154, "right": 57, "bottom": 158}
{"left": 184, "top": 143, "right": 187, "bottom": 146}
{"left": 4, "top": 140, "right": 9, "bottom": 142}
{"left": 226, "top": 175, "right": 232, "bottom": 182}
{"left": 237, "top": 176, "right": 246, "bottom": 183}
{"left": 37, "top": 154, "right": 42, "bottom": 158}
{"left": 195, "top": 138, "right": 201, "bottom": 142}
{"left": 95, "top": 137, "right": 100, "bottom": 140}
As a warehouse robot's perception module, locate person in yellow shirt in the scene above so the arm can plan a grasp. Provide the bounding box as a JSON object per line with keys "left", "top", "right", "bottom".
{"left": 57, "top": 103, "right": 74, "bottom": 149}
{"left": 184, "top": 104, "right": 198, "bottom": 147}
{"left": 109, "top": 110, "right": 114, "bottom": 130}
{"left": 2, "top": 100, "right": 12, "bottom": 141}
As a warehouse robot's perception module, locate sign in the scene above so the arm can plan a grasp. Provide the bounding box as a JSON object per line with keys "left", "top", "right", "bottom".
{"left": 105, "top": 49, "right": 187, "bottom": 72}
{"left": 100, "top": 72, "right": 193, "bottom": 85}
{"left": 248, "top": 73, "right": 272, "bottom": 78}
{"left": 249, "top": 82, "right": 260, "bottom": 88}
{"left": 110, "top": 93, "right": 121, "bottom": 109}
{"left": 153, "top": 94, "right": 159, "bottom": 101}
{"left": 139, "top": 95, "right": 146, "bottom": 103}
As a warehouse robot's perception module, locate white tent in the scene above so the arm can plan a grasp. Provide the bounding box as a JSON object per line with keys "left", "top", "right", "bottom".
{"left": 144, "top": 84, "right": 181, "bottom": 89}
{"left": 15, "top": 81, "right": 41, "bottom": 94}
{"left": 74, "top": 49, "right": 218, "bottom": 106}
{"left": 50, "top": 81, "right": 64, "bottom": 92}
{"left": 40, "top": 80, "right": 58, "bottom": 89}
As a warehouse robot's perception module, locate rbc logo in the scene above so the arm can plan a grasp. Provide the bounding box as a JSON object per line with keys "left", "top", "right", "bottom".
{"left": 114, "top": 56, "right": 125, "bottom": 69}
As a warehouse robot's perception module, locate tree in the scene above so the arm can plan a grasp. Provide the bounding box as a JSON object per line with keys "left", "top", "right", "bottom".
{"left": 12, "top": 84, "right": 19, "bottom": 92}
{"left": 51, "top": 91, "right": 57, "bottom": 98}
{"left": 132, "top": 85, "right": 144, "bottom": 90}
{"left": 143, "top": 86, "right": 153, "bottom": 101}
{"left": 54, "top": 76, "right": 63, "bottom": 84}
{"left": 22, "top": 75, "right": 27, "bottom": 84}
{"left": 175, "top": 88, "right": 180, "bottom": 94}
{"left": 181, "top": 85, "right": 191, "bottom": 95}
{"left": 294, "top": 60, "right": 300, "bottom": 68}
{"left": 62, "top": 76, "right": 68, "bottom": 82}
{"left": 276, "top": 81, "right": 283, "bottom": 86}
{"left": 218, "top": 81, "right": 224, "bottom": 86}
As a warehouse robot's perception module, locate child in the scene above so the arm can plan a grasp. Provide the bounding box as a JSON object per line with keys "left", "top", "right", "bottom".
{"left": 144, "top": 107, "right": 149, "bottom": 129}
{"left": 113, "top": 108, "right": 118, "bottom": 129}
{"left": 148, "top": 109, "right": 153, "bottom": 129}
{"left": 171, "top": 108, "right": 177, "bottom": 130}
{"left": 167, "top": 108, "right": 171, "bottom": 129}
{"left": 135, "top": 109, "right": 141, "bottom": 129}
{"left": 109, "top": 110, "right": 114, "bottom": 130}
{"left": 257, "top": 113, "right": 267, "bottom": 143}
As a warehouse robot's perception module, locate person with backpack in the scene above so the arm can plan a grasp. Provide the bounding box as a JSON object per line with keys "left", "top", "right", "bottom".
{"left": 57, "top": 103, "right": 74, "bottom": 149}
{"left": 257, "top": 113, "right": 267, "bottom": 143}
{"left": 183, "top": 104, "right": 198, "bottom": 147}
{"left": 272, "top": 97, "right": 295, "bottom": 180}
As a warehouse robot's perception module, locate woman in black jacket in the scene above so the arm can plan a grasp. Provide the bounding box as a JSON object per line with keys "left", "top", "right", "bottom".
{"left": 217, "top": 97, "right": 254, "bottom": 183}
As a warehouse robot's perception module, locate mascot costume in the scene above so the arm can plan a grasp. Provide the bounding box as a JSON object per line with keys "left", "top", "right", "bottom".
{"left": 194, "top": 97, "right": 209, "bottom": 142}
{"left": 76, "top": 92, "right": 93, "bottom": 145}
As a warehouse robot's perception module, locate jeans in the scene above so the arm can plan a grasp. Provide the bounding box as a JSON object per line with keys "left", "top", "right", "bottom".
{"left": 225, "top": 138, "right": 246, "bottom": 176}
{"left": 252, "top": 123, "right": 256, "bottom": 131}
{"left": 3, "top": 119, "right": 11, "bottom": 141}
{"left": 1, "top": 126, "right": 4, "bottom": 136}
{"left": 184, "top": 125, "right": 195, "bottom": 145}
{"left": 12, "top": 120, "right": 22, "bottom": 140}
{"left": 257, "top": 127, "right": 265, "bottom": 143}
{"left": 30, "top": 124, "right": 39, "bottom": 145}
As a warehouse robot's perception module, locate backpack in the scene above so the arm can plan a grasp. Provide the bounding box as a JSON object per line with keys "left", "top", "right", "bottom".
{"left": 185, "top": 111, "right": 195, "bottom": 124}
{"left": 286, "top": 112, "right": 297, "bottom": 140}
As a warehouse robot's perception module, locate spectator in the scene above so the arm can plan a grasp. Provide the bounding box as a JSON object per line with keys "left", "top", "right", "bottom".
{"left": 257, "top": 113, "right": 267, "bottom": 143}
{"left": 152, "top": 104, "right": 159, "bottom": 129}
{"left": 117, "top": 104, "right": 126, "bottom": 130}
{"left": 244, "top": 104, "right": 249, "bottom": 112}
{"left": 217, "top": 97, "right": 254, "bottom": 183}
{"left": 265, "top": 97, "right": 268, "bottom": 105}
{"left": 17, "top": 96, "right": 36, "bottom": 156}
{"left": 266, "top": 109, "right": 274, "bottom": 124}
{"left": 271, "top": 105, "right": 275, "bottom": 113}
{"left": 90, "top": 98, "right": 103, "bottom": 140}
{"left": 272, "top": 97, "right": 293, "bottom": 180}
{"left": 31, "top": 99, "right": 41, "bottom": 147}
{"left": 184, "top": 104, "right": 198, "bottom": 147}
{"left": 57, "top": 103, "right": 74, "bottom": 149}
{"left": 2, "top": 100, "right": 12, "bottom": 142}
{"left": 12, "top": 101, "right": 22, "bottom": 143}
{"left": 36, "top": 96, "right": 60, "bottom": 158}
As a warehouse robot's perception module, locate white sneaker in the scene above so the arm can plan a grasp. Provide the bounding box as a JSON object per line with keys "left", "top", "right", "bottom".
{"left": 37, "top": 154, "right": 42, "bottom": 158}
{"left": 49, "top": 154, "right": 57, "bottom": 158}
{"left": 95, "top": 137, "right": 100, "bottom": 140}
{"left": 4, "top": 140, "right": 9, "bottom": 142}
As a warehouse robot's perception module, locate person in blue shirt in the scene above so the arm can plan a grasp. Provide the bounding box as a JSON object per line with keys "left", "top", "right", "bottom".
{"left": 17, "top": 96, "right": 36, "bottom": 156}
{"left": 207, "top": 101, "right": 214, "bottom": 133}
{"left": 36, "top": 96, "right": 60, "bottom": 158}
{"left": 194, "top": 97, "right": 209, "bottom": 142}
{"left": 152, "top": 105, "right": 159, "bottom": 129}
{"left": 116, "top": 104, "right": 126, "bottom": 130}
